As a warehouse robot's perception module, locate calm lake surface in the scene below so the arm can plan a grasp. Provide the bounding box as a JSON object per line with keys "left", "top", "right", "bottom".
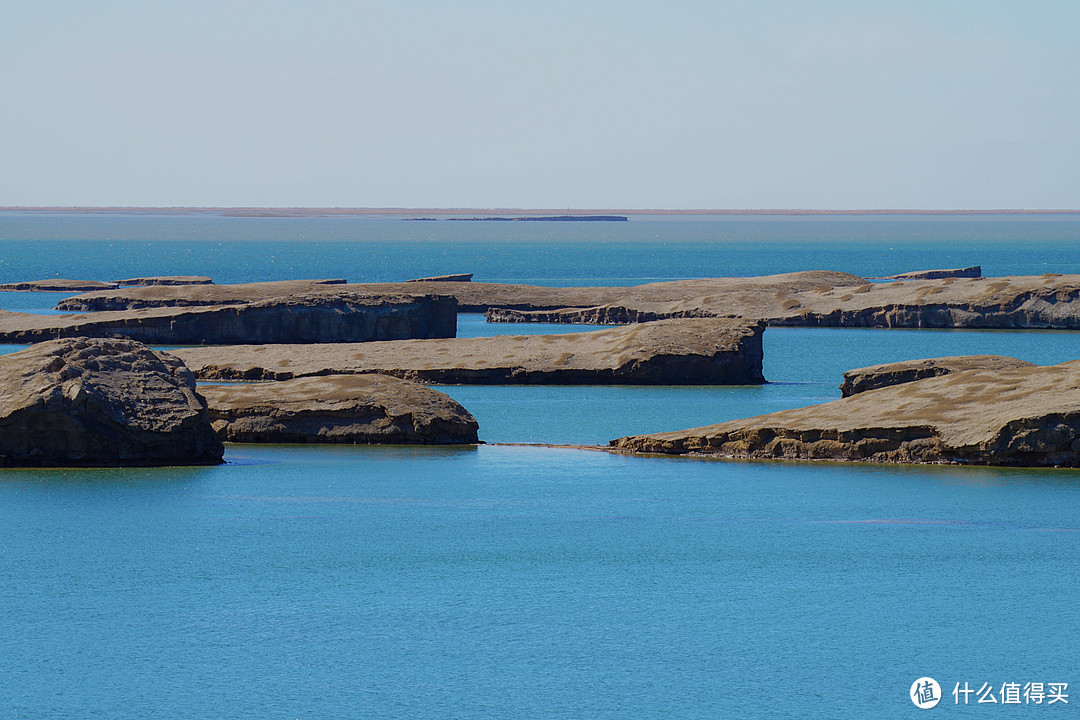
{"left": 1, "top": 212, "right": 1079, "bottom": 718}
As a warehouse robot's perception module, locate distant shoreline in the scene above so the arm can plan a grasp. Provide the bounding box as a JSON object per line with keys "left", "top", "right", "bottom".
{"left": 1, "top": 206, "right": 1078, "bottom": 218}
{"left": 428, "top": 215, "right": 628, "bottom": 222}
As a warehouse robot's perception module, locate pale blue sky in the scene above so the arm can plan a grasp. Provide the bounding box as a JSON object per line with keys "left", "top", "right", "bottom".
{"left": 2, "top": 1, "right": 1077, "bottom": 208}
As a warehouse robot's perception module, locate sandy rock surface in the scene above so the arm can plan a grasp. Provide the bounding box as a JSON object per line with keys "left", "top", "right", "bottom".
{"left": 611, "top": 359, "right": 1080, "bottom": 466}
{"left": 52, "top": 271, "right": 1080, "bottom": 329}
{"left": 490, "top": 274, "right": 1080, "bottom": 329}
{"left": 57, "top": 279, "right": 349, "bottom": 310}
{"left": 174, "top": 318, "right": 765, "bottom": 385}
{"left": 0, "top": 279, "right": 117, "bottom": 292}
{"left": 200, "top": 374, "right": 479, "bottom": 444}
{"left": 56, "top": 271, "right": 864, "bottom": 312}
{"left": 116, "top": 276, "right": 213, "bottom": 286}
{"left": 840, "top": 355, "right": 1036, "bottom": 396}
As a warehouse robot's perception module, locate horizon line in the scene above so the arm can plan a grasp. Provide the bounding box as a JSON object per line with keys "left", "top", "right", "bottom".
{"left": 2, "top": 206, "right": 1079, "bottom": 217}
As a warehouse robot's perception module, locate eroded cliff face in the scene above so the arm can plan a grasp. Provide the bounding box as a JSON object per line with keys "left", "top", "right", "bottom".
{"left": 49, "top": 271, "right": 1080, "bottom": 330}
{"left": 55, "top": 272, "right": 867, "bottom": 313}
{"left": 116, "top": 276, "right": 214, "bottom": 286}
{"left": 485, "top": 306, "right": 719, "bottom": 324}
{"left": 486, "top": 275, "right": 1080, "bottom": 329}
{"left": 611, "top": 359, "right": 1080, "bottom": 467}
{"left": 0, "top": 338, "right": 223, "bottom": 467}
{"left": 880, "top": 266, "right": 981, "bottom": 280}
{"left": 173, "top": 318, "right": 766, "bottom": 385}
{"left": 766, "top": 281, "right": 1080, "bottom": 328}
{"left": 839, "top": 355, "right": 1036, "bottom": 397}
{"left": 0, "top": 293, "right": 457, "bottom": 344}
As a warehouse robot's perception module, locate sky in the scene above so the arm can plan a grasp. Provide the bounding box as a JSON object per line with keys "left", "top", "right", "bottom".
{"left": 1, "top": 0, "right": 1078, "bottom": 209}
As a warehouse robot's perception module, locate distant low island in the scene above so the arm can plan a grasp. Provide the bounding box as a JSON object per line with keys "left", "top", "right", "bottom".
{"left": 415, "top": 215, "right": 628, "bottom": 222}
{"left": 3, "top": 207, "right": 1078, "bottom": 218}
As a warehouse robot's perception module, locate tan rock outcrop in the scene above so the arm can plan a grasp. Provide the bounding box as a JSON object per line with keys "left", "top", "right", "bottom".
{"left": 56, "top": 279, "right": 350, "bottom": 310}
{"left": 0, "top": 279, "right": 117, "bottom": 292}
{"left": 200, "top": 375, "right": 479, "bottom": 444}
{"left": 880, "top": 266, "right": 981, "bottom": 280}
{"left": 407, "top": 273, "right": 472, "bottom": 282}
{"left": 840, "top": 355, "right": 1036, "bottom": 397}
{"left": 485, "top": 305, "right": 713, "bottom": 324}
{"left": 611, "top": 359, "right": 1080, "bottom": 467}
{"left": 0, "top": 338, "right": 223, "bottom": 467}
{"left": 490, "top": 274, "right": 1080, "bottom": 329}
{"left": 116, "top": 276, "right": 213, "bottom": 286}
{"left": 55, "top": 271, "right": 1080, "bottom": 329}
{"left": 173, "top": 318, "right": 765, "bottom": 385}
{"left": 55, "top": 271, "right": 865, "bottom": 312}
{"left": 0, "top": 293, "right": 457, "bottom": 344}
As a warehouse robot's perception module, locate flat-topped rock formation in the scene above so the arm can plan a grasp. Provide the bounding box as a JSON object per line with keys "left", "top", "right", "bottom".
{"left": 55, "top": 271, "right": 864, "bottom": 312}
{"left": 116, "top": 275, "right": 213, "bottom": 286}
{"left": 0, "top": 293, "right": 457, "bottom": 344}
{"left": 0, "top": 279, "right": 117, "bottom": 292}
{"left": 200, "top": 375, "right": 479, "bottom": 444}
{"left": 0, "top": 338, "right": 223, "bottom": 467}
{"left": 764, "top": 274, "right": 1080, "bottom": 328}
{"left": 486, "top": 305, "right": 708, "bottom": 324}
{"left": 611, "top": 359, "right": 1080, "bottom": 467}
{"left": 840, "top": 355, "right": 1036, "bottom": 397}
{"left": 56, "top": 279, "right": 351, "bottom": 310}
{"left": 407, "top": 273, "right": 473, "bottom": 283}
{"left": 54, "top": 272, "right": 1080, "bottom": 329}
{"left": 489, "top": 274, "right": 1080, "bottom": 329}
{"left": 879, "top": 266, "right": 982, "bottom": 280}
{"left": 173, "top": 318, "right": 765, "bottom": 385}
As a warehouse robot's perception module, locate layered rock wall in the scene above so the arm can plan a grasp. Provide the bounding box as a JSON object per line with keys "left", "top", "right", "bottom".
{"left": 881, "top": 266, "right": 982, "bottom": 280}
{"left": 485, "top": 305, "right": 718, "bottom": 324}
{"left": 0, "top": 293, "right": 457, "bottom": 344}
{"left": 116, "top": 276, "right": 213, "bottom": 286}
{"left": 840, "top": 355, "right": 1036, "bottom": 396}
{"left": 611, "top": 359, "right": 1080, "bottom": 467}
{"left": 407, "top": 273, "right": 472, "bottom": 282}
{"left": 489, "top": 275, "right": 1080, "bottom": 329}
{"left": 174, "top": 318, "right": 766, "bottom": 385}
{"left": 52, "top": 272, "right": 1080, "bottom": 329}
{"left": 55, "top": 272, "right": 865, "bottom": 313}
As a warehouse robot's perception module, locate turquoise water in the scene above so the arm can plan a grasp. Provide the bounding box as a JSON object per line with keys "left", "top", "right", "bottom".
{"left": 0, "top": 290, "right": 75, "bottom": 314}
{"left": 448, "top": 321, "right": 1080, "bottom": 444}
{"left": 4, "top": 448, "right": 1079, "bottom": 718}
{"left": 2, "top": 213, "right": 1080, "bottom": 718}
{"left": 1, "top": 212, "right": 1080, "bottom": 284}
